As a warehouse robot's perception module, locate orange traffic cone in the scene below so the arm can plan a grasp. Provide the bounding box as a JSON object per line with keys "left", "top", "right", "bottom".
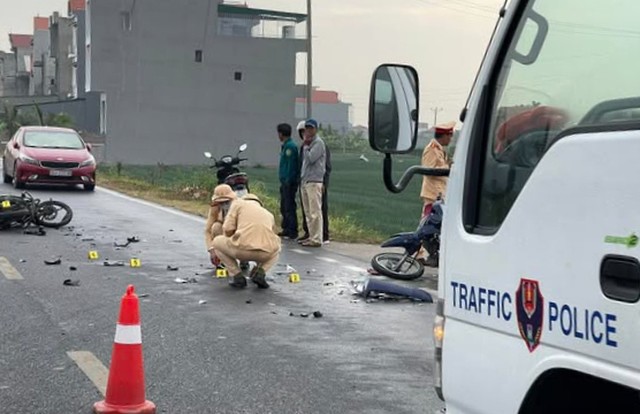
{"left": 94, "top": 285, "right": 156, "bottom": 414}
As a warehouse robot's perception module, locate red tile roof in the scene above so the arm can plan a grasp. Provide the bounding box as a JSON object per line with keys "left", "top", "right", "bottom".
{"left": 69, "top": 0, "right": 86, "bottom": 12}
{"left": 296, "top": 90, "right": 340, "bottom": 104}
{"left": 9, "top": 34, "right": 33, "bottom": 49}
{"left": 34, "top": 17, "right": 49, "bottom": 31}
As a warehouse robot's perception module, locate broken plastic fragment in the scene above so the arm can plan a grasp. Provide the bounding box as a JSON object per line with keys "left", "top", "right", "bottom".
{"left": 24, "top": 227, "right": 46, "bottom": 236}
{"left": 45, "top": 258, "right": 62, "bottom": 265}
{"left": 103, "top": 260, "right": 125, "bottom": 267}
{"left": 63, "top": 279, "right": 80, "bottom": 287}
{"left": 198, "top": 300, "right": 207, "bottom": 305}
{"left": 166, "top": 265, "right": 179, "bottom": 271}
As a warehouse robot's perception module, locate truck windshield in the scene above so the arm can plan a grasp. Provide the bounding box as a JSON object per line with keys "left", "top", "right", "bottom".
{"left": 491, "top": 0, "right": 640, "bottom": 154}
{"left": 476, "top": 0, "right": 640, "bottom": 229}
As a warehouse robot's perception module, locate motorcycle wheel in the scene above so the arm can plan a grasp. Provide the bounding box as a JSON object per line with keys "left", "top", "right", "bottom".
{"left": 35, "top": 201, "right": 73, "bottom": 228}
{"left": 371, "top": 252, "right": 424, "bottom": 281}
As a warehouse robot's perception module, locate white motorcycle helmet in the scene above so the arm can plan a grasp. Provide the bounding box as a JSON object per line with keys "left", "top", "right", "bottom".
{"left": 296, "top": 120, "right": 306, "bottom": 139}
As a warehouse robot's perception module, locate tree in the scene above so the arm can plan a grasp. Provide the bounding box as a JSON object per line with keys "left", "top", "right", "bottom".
{"left": 0, "top": 102, "right": 75, "bottom": 139}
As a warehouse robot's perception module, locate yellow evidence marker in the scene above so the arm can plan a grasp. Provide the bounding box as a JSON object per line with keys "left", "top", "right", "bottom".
{"left": 289, "top": 273, "right": 301, "bottom": 283}
{"left": 216, "top": 268, "right": 228, "bottom": 278}
{"left": 130, "top": 258, "right": 142, "bottom": 268}
{"left": 1, "top": 200, "right": 10, "bottom": 209}
{"left": 88, "top": 251, "right": 99, "bottom": 260}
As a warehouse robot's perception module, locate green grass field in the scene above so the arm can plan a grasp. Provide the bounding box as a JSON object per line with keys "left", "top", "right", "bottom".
{"left": 101, "top": 151, "right": 424, "bottom": 243}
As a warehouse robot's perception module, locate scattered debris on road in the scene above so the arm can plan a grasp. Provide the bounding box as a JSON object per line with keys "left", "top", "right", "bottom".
{"left": 63, "top": 279, "right": 80, "bottom": 287}
{"left": 139, "top": 293, "right": 150, "bottom": 298}
{"left": 198, "top": 300, "right": 207, "bottom": 305}
{"left": 352, "top": 278, "right": 433, "bottom": 303}
{"left": 174, "top": 277, "right": 198, "bottom": 284}
{"left": 289, "top": 311, "right": 324, "bottom": 318}
{"left": 69, "top": 266, "right": 77, "bottom": 271}
{"left": 246, "top": 299, "right": 252, "bottom": 304}
{"left": 81, "top": 238, "right": 95, "bottom": 242}
{"left": 44, "top": 258, "right": 62, "bottom": 265}
{"left": 104, "top": 260, "right": 126, "bottom": 267}
{"left": 166, "top": 265, "right": 179, "bottom": 271}
{"left": 127, "top": 236, "right": 140, "bottom": 243}
{"left": 24, "top": 227, "right": 46, "bottom": 236}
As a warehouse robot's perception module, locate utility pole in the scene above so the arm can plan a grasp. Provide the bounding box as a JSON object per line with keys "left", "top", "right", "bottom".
{"left": 306, "top": 0, "right": 313, "bottom": 119}
{"left": 431, "top": 107, "right": 443, "bottom": 128}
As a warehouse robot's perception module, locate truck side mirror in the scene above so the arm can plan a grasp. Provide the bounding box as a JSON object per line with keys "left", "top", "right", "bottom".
{"left": 368, "top": 64, "right": 419, "bottom": 154}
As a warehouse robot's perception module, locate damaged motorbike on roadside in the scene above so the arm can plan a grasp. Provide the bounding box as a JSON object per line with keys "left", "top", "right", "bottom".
{"left": 0, "top": 191, "right": 73, "bottom": 231}
{"left": 371, "top": 198, "right": 443, "bottom": 280}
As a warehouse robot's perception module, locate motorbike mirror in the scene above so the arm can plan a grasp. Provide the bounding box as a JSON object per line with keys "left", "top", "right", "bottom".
{"left": 204, "top": 152, "right": 212, "bottom": 159}
{"left": 369, "top": 64, "right": 419, "bottom": 154}
{"left": 239, "top": 144, "right": 247, "bottom": 152}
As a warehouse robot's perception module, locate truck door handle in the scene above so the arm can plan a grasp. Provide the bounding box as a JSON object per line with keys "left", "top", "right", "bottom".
{"left": 600, "top": 255, "right": 640, "bottom": 303}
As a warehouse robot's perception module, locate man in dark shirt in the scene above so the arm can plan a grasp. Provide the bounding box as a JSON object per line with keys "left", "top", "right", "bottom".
{"left": 277, "top": 123, "right": 299, "bottom": 239}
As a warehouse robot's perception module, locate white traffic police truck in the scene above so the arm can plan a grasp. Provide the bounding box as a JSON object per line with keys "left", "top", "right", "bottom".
{"left": 368, "top": 0, "right": 640, "bottom": 412}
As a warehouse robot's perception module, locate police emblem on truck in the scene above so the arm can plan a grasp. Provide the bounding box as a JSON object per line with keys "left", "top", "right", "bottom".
{"left": 516, "top": 279, "right": 544, "bottom": 352}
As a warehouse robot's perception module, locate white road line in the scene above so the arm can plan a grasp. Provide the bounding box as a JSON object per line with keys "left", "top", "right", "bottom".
{"left": 344, "top": 265, "right": 365, "bottom": 273}
{"left": 67, "top": 351, "right": 109, "bottom": 396}
{"left": 96, "top": 187, "right": 206, "bottom": 223}
{"left": 0, "top": 257, "right": 23, "bottom": 280}
{"left": 318, "top": 257, "right": 338, "bottom": 263}
{"left": 290, "top": 248, "right": 311, "bottom": 255}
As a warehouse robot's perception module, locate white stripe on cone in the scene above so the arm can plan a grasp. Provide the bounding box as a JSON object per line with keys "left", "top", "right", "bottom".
{"left": 114, "top": 324, "right": 142, "bottom": 345}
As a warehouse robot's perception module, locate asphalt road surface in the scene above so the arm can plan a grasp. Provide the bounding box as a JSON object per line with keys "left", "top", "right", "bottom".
{"left": 0, "top": 181, "right": 442, "bottom": 414}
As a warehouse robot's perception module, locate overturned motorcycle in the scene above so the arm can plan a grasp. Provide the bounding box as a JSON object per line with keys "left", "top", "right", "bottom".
{"left": 371, "top": 200, "right": 443, "bottom": 280}
{"left": 0, "top": 191, "right": 73, "bottom": 230}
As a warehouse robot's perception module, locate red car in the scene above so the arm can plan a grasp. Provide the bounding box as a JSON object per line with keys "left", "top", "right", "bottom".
{"left": 2, "top": 126, "right": 97, "bottom": 191}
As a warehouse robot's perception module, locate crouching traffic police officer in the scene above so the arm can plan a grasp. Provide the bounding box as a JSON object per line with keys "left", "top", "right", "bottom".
{"left": 205, "top": 184, "right": 238, "bottom": 266}
{"left": 212, "top": 194, "right": 281, "bottom": 289}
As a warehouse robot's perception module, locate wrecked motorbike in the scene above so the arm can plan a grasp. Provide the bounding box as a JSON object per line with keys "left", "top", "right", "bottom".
{"left": 204, "top": 143, "right": 249, "bottom": 197}
{"left": 0, "top": 191, "right": 73, "bottom": 230}
{"left": 371, "top": 199, "right": 443, "bottom": 280}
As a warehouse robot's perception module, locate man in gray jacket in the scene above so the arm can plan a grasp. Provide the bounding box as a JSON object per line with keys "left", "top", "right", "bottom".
{"left": 299, "top": 118, "right": 326, "bottom": 247}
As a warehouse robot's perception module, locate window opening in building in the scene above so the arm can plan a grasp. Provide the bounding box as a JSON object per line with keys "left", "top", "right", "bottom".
{"left": 121, "top": 11, "right": 131, "bottom": 31}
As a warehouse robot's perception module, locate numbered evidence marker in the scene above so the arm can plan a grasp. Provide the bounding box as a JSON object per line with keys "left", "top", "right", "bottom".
{"left": 88, "top": 251, "right": 100, "bottom": 260}
{"left": 130, "top": 258, "right": 142, "bottom": 268}
{"left": 216, "top": 268, "right": 228, "bottom": 278}
{"left": 289, "top": 273, "right": 301, "bottom": 283}
{"left": 1, "top": 200, "right": 10, "bottom": 209}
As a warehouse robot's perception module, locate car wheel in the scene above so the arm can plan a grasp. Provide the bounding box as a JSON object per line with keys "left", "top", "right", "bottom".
{"left": 2, "top": 159, "right": 11, "bottom": 184}
{"left": 13, "top": 165, "right": 25, "bottom": 189}
{"left": 84, "top": 184, "right": 95, "bottom": 192}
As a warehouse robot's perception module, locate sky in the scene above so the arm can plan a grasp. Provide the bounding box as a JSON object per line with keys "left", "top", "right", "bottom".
{"left": 0, "top": 0, "right": 505, "bottom": 127}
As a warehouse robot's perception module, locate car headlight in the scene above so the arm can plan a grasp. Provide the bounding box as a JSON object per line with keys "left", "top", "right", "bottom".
{"left": 19, "top": 154, "right": 40, "bottom": 166}
{"left": 79, "top": 157, "right": 96, "bottom": 167}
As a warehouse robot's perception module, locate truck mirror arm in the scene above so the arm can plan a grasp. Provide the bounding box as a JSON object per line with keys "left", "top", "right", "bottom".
{"left": 383, "top": 154, "right": 450, "bottom": 193}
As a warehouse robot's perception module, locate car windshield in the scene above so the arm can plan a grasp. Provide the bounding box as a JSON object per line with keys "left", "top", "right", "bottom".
{"left": 23, "top": 131, "right": 85, "bottom": 149}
